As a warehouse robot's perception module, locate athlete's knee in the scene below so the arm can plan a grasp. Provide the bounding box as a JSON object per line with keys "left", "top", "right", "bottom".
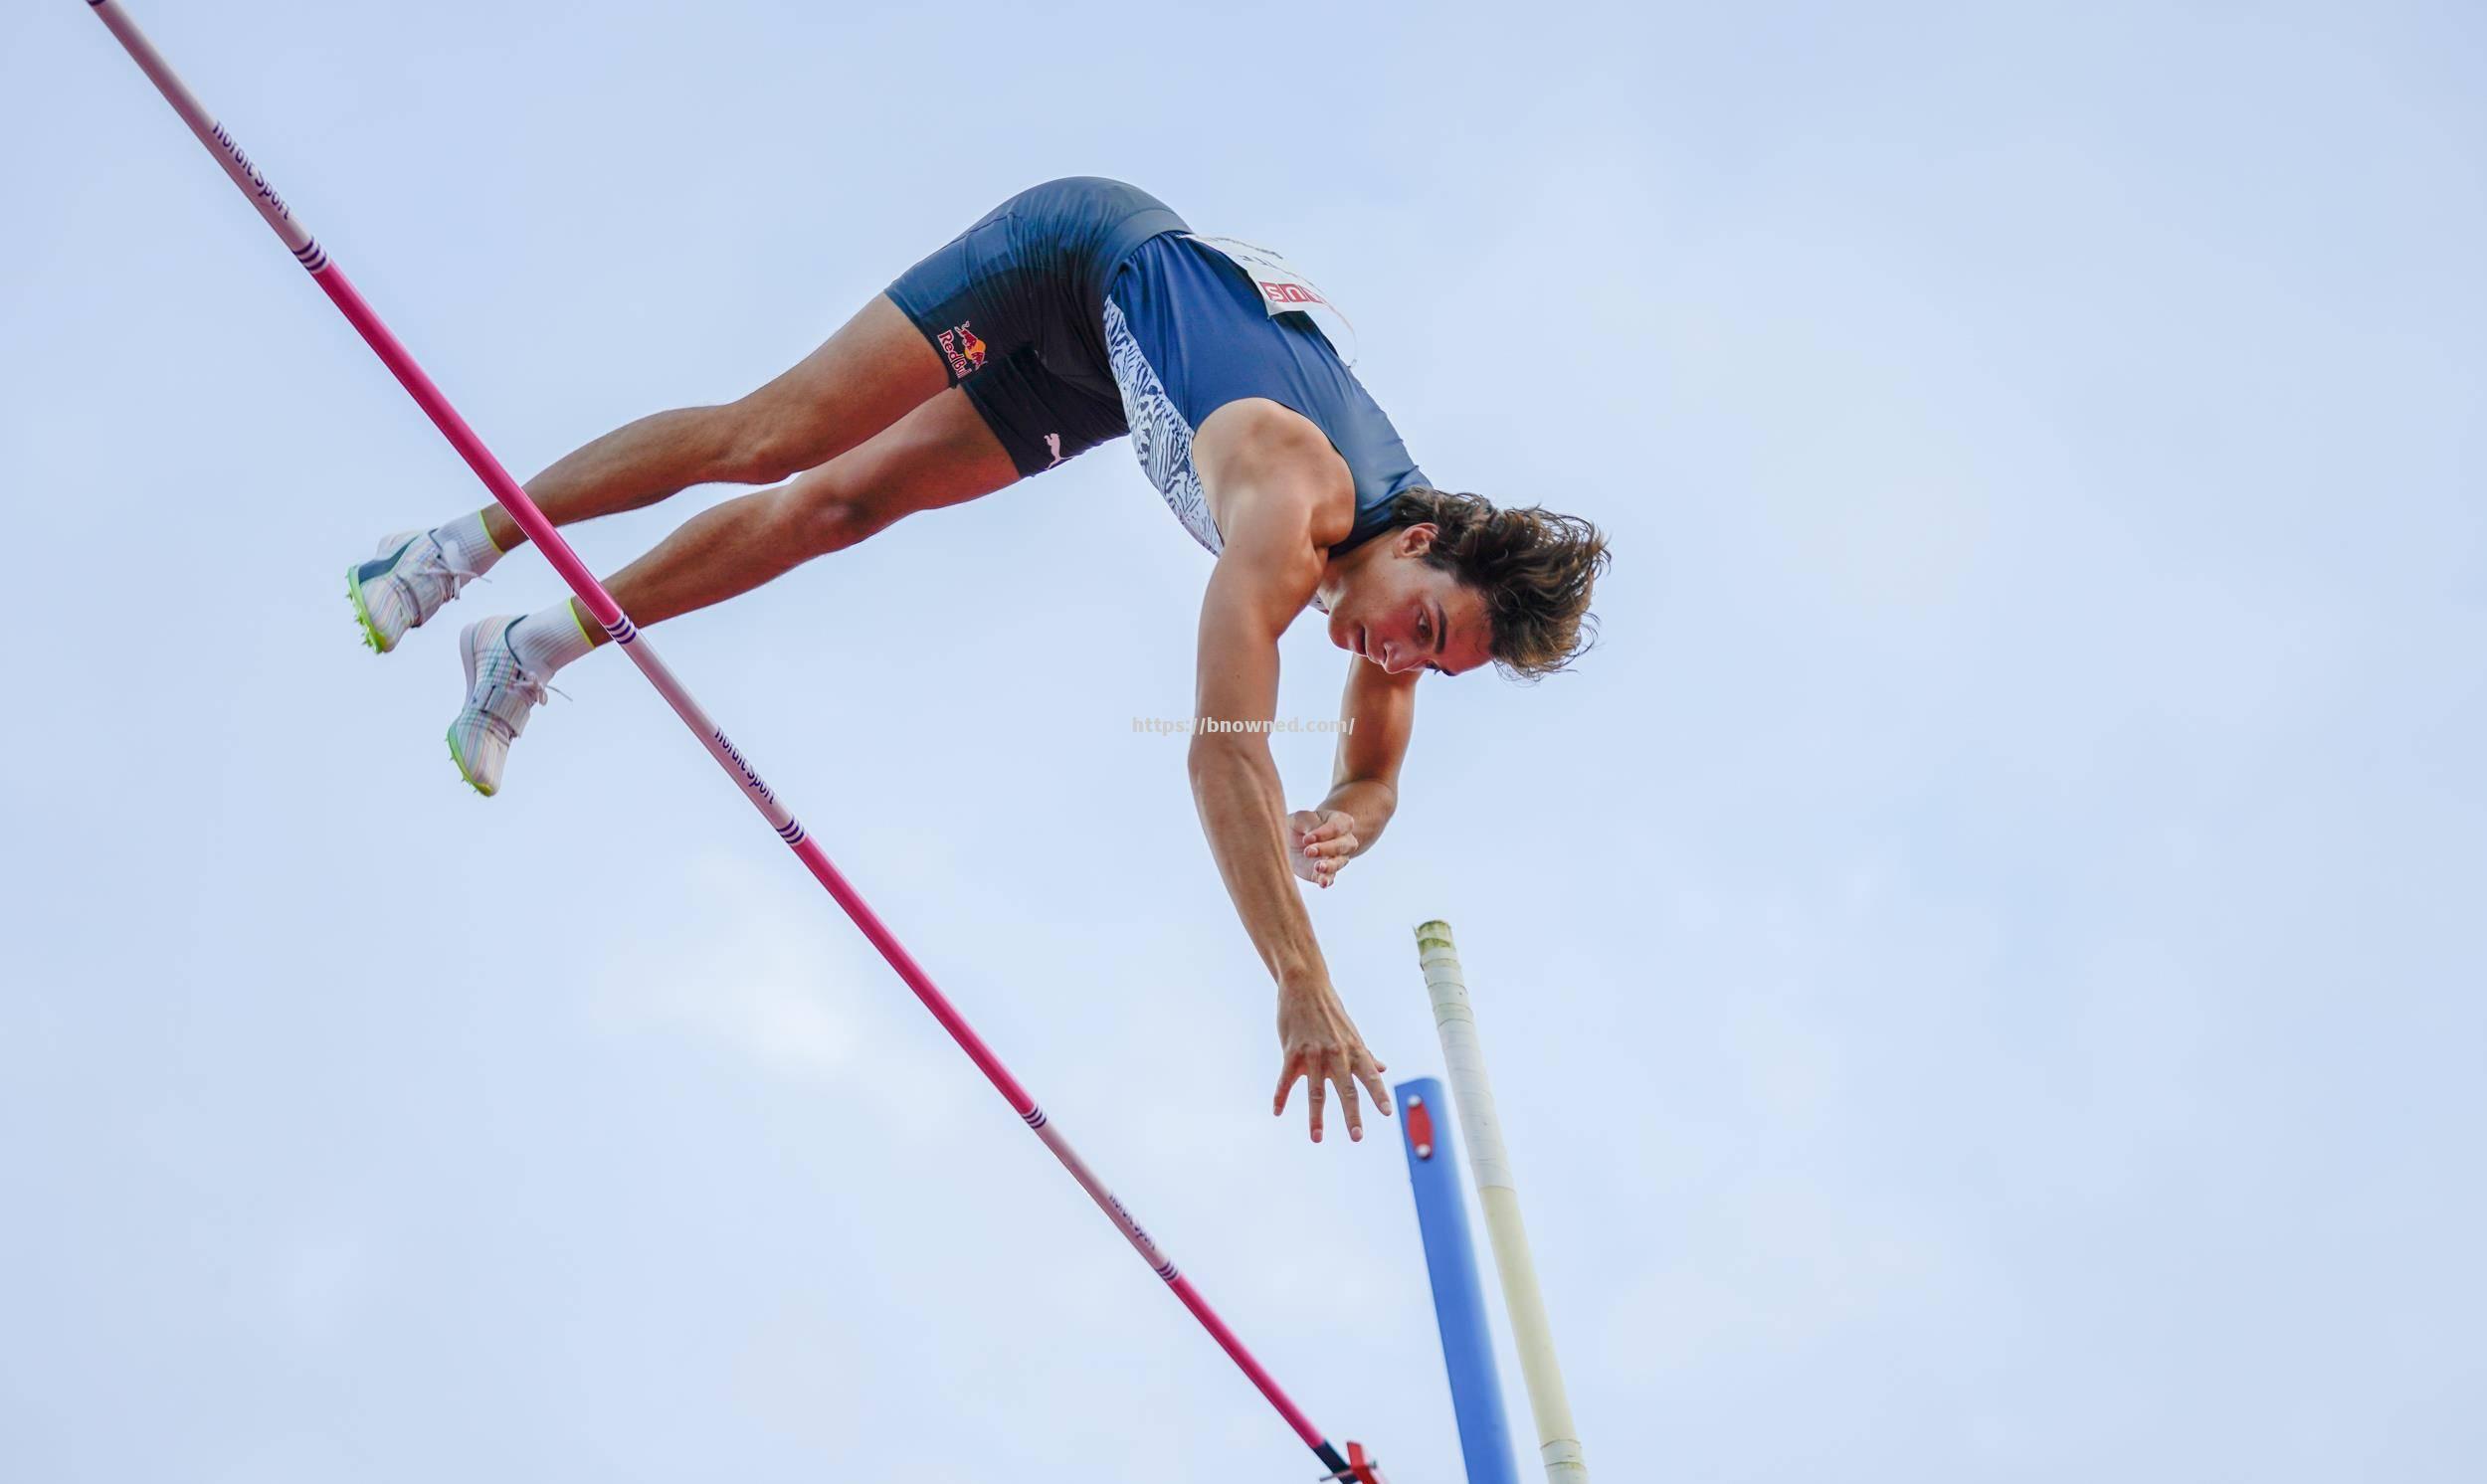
{"left": 784, "top": 478, "right": 894, "bottom": 556}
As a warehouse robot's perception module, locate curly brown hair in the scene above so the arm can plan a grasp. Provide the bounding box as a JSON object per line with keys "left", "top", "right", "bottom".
{"left": 1385, "top": 487, "right": 1611, "bottom": 679}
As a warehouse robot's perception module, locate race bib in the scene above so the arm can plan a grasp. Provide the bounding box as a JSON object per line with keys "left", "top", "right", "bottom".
{"left": 1181, "top": 233, "right": 1361, "bottom": 366}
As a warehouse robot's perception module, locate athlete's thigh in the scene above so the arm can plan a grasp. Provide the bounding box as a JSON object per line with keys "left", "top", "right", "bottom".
{"left": 796, "top": 383, "right": 1025, "bottom": 528}
{"left": 734, "top": 292, "right": 953, "bottom": 472}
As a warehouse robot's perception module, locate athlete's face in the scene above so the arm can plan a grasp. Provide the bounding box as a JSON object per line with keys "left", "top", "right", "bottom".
{"left": 1326, "top": 525, "right": 1494, "bottom": 677}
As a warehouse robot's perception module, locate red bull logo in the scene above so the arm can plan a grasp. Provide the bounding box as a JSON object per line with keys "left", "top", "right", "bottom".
{"left": 937, "top": 320, "right": 989, "bottom": 379}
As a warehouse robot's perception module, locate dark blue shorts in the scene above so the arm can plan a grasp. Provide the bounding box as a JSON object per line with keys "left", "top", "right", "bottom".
{"left": 883, "top": 177, "right": 1189, "bottom": 478}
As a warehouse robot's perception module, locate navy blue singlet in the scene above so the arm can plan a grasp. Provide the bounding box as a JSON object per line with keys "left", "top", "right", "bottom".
{"left": 883, "top": 177, "right": 1430, "bottom": 554}
{"left": 1103, "top": 232, "right": 1432, "bottom": 557}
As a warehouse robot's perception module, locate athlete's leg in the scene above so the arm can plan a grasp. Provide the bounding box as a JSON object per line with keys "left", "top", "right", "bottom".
{"left": 449, "top": 386, "right": 1030, "bottom": 794}
{"left": 590, "top": 383, "right": 1022, "bottom": 635}
{"left": 478, "top": 292, "right": 949, "bottom": 551}
{"left": 355, "top": 292, "right": 954, "bottom": 653}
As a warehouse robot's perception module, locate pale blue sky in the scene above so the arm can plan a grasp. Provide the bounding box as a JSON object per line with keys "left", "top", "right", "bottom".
{"left": 4, "top": 2, "right": 2483, "bottom": 1481}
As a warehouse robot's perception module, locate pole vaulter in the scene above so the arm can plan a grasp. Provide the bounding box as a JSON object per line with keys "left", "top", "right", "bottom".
{"left": 80, "top": 1, "right": 1384, "bottom": 1474}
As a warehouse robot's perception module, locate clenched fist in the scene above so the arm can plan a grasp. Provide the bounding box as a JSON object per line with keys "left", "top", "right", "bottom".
{"left": 1286, "top": 809, "right": 1359, "bottom": 889}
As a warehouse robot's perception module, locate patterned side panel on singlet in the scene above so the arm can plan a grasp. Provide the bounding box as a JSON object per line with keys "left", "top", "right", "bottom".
{"left": 1102, "top": 295, "right": 1224, "bottom": 554}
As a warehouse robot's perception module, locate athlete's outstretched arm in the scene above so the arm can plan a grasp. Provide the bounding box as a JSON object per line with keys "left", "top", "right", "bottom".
{"left": 1289, "top": 659, "right": 1417, "bottom": 888}
{"left": 1188, "top": 481, "right": 1391, "bottom": 1144}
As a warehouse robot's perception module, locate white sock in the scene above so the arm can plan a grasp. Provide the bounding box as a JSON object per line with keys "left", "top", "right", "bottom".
{"left": 507, "top": 600, "right": 597, "bottom": 675}
{"left": 431, "top": 509, "right": 504, "bottom": 578}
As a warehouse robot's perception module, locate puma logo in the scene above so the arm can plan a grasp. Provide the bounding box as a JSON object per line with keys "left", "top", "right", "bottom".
{"left": 1044, "top": 432, "right": 1065, "bottom": 467}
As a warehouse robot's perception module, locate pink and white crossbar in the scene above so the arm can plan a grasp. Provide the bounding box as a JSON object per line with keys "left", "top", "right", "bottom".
{"left": 81, "top": 3, "right": 1385, "bottom": 1477}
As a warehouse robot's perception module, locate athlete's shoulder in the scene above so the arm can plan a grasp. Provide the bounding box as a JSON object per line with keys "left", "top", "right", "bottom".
{"left": 1195, "top": 398, "right": 1358, "bottom": 548}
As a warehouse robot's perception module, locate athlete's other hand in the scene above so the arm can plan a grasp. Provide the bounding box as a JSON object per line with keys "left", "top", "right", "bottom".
{"left": 1287, "top": 809, "right": 1358, "bottom": 889}
{"left": 1273, "top": 984, "right": 1390, "bottom": 1143}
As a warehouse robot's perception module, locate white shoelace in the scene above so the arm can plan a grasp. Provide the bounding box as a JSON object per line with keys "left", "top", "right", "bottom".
{"left": 394, "top": 538, "right": 483, "bottom": 612}
{"left": 476, "top": 641, "right": 566, "bottom": 739}
{"left": 428, "top": 556, "right": 483, "bottom": 603}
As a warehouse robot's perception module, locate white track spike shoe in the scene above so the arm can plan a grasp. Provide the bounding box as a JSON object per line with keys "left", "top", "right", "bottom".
{"left": 447, "top": 617, "right": 561, "bottom": 797}
{"left": 349, "top": 528, "right": 481, "bottom": 653}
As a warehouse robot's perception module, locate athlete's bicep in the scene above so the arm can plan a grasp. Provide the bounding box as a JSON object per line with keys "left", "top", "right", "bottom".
{"left": 1193, "top": 488, "right": 1325, "bottom": 727}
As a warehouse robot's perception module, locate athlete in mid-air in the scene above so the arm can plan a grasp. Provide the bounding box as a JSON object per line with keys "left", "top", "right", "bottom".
{"left": 347, "top": 178, "right": 1609, "bottom": 1145}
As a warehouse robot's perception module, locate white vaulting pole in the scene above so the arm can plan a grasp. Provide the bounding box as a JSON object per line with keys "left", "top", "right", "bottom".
{"left": 1414, "top": 920, "right": 1588, "bottom": 1484}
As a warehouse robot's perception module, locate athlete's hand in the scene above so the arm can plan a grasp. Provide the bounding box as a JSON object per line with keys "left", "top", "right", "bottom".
{"left": 1273, "top": 984, "right": 1390, "bottom": 1143}
{"left": 1287, "top": 809, "right": 1359, "bottom": 889}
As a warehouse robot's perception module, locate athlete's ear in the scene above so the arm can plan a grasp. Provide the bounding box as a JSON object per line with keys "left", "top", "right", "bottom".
{"left": 1397, "top": 521, "right": 1440, "bottom": 557}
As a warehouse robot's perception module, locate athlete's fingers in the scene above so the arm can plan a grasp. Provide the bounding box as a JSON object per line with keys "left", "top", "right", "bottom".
{"left": 1307, "top": 1078, "right": 1326, "bottom": 1142}
{"left": 1333, "top": 1065, "right": 1366, "bottom": 1142}
{"left": 1273, "top": 1055, "right": 1303, "bottom": 1115}
{"left": 1356, "top": 1053, "right": 1391, "bottom": 1116}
